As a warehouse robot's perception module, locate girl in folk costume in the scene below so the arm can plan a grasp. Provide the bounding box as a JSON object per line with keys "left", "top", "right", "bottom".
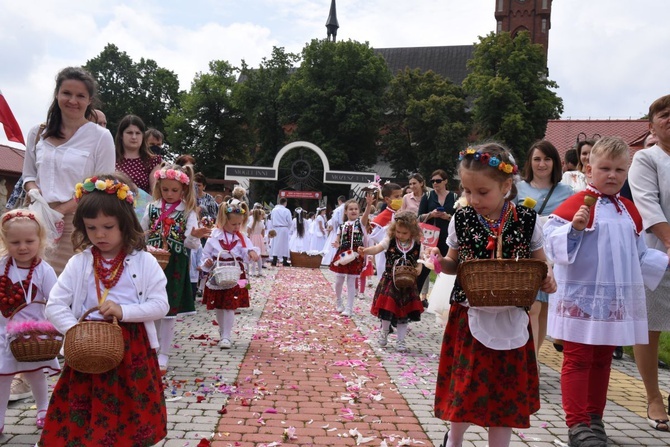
{"left": 201, "top": 199, "right": 260, "bottom": 349}
{"left": 310, "top": 207, "right": 328, "bottom": 252}
{"left": 288, "top": 207, "right": 308, "bottom": 253}
{"left": 358, "top": 211, "right": 425, "bottom": 352}
{"left": 40, "top": 175, "right": 169, "bottom": 446}
{"left": 246, "top": 207, "right": 267, "bottom": 276}
{"left": 431, "top": 144, "right": 556, "bottom": 447}
{"left": 329, "top": 197, "right": 374, "bottom": 317}
{"left": 140, "top": 164, "right": 204, "bottom": 373}
{"left": 0, "top": 210, "right": 59, "bottom": 432}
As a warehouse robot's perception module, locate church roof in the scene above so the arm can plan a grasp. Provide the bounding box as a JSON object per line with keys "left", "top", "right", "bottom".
{"left": 374, "top": 45, "right": 475, "bottom": 84}
{"left": 543, "top": 119, "right": 650, "bottom": 158}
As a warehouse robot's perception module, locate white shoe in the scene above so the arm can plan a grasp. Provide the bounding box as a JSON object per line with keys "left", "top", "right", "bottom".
{"left": 336, "top": 301, "right": 344, "bottom": 313}
{"left": 378, "top": 331, "right": 388, "bottom": 347}
{"left": 396, "top": 340, "right": 407, "bottom": 352}
{"left": 219, "top": 338, "right": 232, "bottom": 349}
{"left": 341, "top": 308, "right": 352, "bottom": 317}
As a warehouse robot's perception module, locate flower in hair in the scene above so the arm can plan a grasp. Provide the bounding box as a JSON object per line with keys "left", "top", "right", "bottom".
{"left": 458, "top": 148, "right": 518, "bottom": 175}
{"left": 154, "top": 168, "right": 190, "bottom": 185}
{"left": 488, "top": 156, "right": 501, "bottom": 167}
{"left": 225, "top": 199, "right": 246, "bottom": 214}
{"left": 74, "top": 176, "right": 135, "bottom": 204}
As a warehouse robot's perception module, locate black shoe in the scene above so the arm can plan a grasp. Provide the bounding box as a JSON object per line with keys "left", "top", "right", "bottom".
{"left": 422, "top": 299, "right": 428, "bottom": 308}
{"left": 659, "top": 359, "right": 668, "bottom": 369}
{"left": 439, "top": 431, "right": 449, "bottom": 447}
{"left": 553, "top": 342, "right": 564, "bottom": 352}
{"left": 613, "top": 346, "right": 623, "bottom": 360}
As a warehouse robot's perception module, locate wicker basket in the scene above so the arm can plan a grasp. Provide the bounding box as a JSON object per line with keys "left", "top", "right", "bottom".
{"left": 392, "top": 259, "right": 417, "bottom": 289}
{"left": 208, "top": 249, "right": 241, "bottom": 290}
{"left": 457, "top": 236, "right": 547, "bottom": 307}
{"left": 148, "top": 239, "right": 171, "bottom": 270}
{"left": 64, "top": 307, "right": 125, "bottom": 374}
{"left": 290, "top": 251, "right": 323, "bottom": 268}
{"left": 8, "top": 301, "right": 63, "bottom": 362}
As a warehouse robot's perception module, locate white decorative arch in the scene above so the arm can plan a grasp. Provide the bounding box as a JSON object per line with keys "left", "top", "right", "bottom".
{"left": 225, "top": 140, "right": 376, "bottom": 186}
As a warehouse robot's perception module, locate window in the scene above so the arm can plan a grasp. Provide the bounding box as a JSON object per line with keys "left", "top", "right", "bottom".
{"left": 542, "top": 0, "right": 548, "bottom": 9}
{"left": 497, "top": 21, "right": 503, "bottom": 33}
{"left": 542, "top": 19, "right": 547, "bottom": 33}
{"left": 497, "top": 0, "right": 504, "bottom": 11}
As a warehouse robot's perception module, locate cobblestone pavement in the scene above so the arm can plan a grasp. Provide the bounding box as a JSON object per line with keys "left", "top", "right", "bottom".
{"left": 3, "top": 265, "right": 670, "bottom": 446}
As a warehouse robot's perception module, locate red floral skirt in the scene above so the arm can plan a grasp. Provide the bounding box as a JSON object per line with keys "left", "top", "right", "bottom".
{"left": 329, "top": 248, "right": 365, "bottom": 275}
{"left": 434, "top": 303, "right": 539, "bottom": 428}
{"left": 38, "top": 322, "right": 167, "bottom": 447}
{"left": 202, "top": 267, "right": 250, "bottom": 310}
{"left": 371, "top": 275, "right": 423, "bottom": 322}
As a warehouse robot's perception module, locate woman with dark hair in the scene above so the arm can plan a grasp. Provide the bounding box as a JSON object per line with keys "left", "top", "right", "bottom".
{"left": 400, "top": 173, "right": 428, "bottom": 214}
{"left": 416, "top": 169, "right": 458, "bottom": 293}
{"left": 515, "top": 140, "right": 573, "bottom": 363}
{"left": 22, "top": 66, "right": 115, "bottom": 275}
{"left": 115, "top": 115, "right": 161, "bottom": 193}
{"left": 561, "top": 140, "right": 594, "bottom": 192}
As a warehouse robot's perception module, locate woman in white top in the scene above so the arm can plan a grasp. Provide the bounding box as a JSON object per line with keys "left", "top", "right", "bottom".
{"left": 560, "top": 140, "right": 593, "bottom": 193}
{"left": 22, "top": 67, "right": 115, "bottom": 274}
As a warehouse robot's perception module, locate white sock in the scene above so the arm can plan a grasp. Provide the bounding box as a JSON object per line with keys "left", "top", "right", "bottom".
{"left": 0, "top": 375, "right": 11, "bottom": 425}
{"left": 447, "top": 421, "right": 470, "bottom": 447}
{"left": 157, "top": 318, "right": 177, "bottom": 360}
{"left": 220, "top": 309, "right": 235, "bottom": 340}
{"left": 23, "top": 370, "right": 48, "bottom": 416}
{"left": 488, "top": 427, "right": 513, "bottom": 447}
{"left": 396, "top": 323, "right": 408, "bottom": 342}
{"left": 335, "top": 275, "right": 345, "bottom": 307}
{"left": 381, "top": 320, "right": 391, "bottom": 334}
{"left": 345, "top": 276, "right": 356, "bottom": 311}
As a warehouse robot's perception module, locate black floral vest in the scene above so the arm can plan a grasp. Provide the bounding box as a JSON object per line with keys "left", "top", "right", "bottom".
{"left": 451, "top": 204, "right": 536, "bottom": 303}
{"left": 382, "top": 238, "right": 421, "bottom": 279}
{"left": 146, "top": 204, "right": 188, "bottom": 255}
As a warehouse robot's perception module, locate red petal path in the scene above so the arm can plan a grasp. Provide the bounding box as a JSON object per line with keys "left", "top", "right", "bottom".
{"left": 213, "top": 267, "right": 432, "bottom": 446}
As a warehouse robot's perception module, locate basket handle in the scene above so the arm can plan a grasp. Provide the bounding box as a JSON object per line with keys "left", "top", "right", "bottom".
{"left": 7, "top": 300, "right": 47, "bottom": 321}
{"left": 78, "top": 306, "right": 118, "bottom": 325}
{"left": 215, "top": 248, "right": 236, "bottom": 268}
{"left": 496, "top": 233, "right": 503, "bottom": 259}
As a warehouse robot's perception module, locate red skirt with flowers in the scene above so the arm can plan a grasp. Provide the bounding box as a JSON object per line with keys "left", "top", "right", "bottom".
{"left": 371, "top": 274, "right": 423, "bottom": 323}
{"left": 329, "top": 248, "right": 365, "bottom": 275}
{"left": 434, "top": 303, "right": 539, "bottom": 428}
{"left": 38, "top": 322, "right": 167, "bottom": 447}
{"left": 202, "top": 265, "right": 250, "bottom": 310}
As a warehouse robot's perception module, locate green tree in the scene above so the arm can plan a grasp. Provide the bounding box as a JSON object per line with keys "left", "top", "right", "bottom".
{"left": 463, "top": 31, "right": 563, "bottom": 163}
{"left": 84, "top": 44, "right": 180, "bottom": 133}
{"left": 280, "top": 39, "right": 391, "bottom": 170}
{"left": 164, "top": 60, "right": 252, "bottom": 178}
{"left": 233, "top": 47, "right": 300, "bottom": 203}
{"left": 382, "top": 68, "right": 470, "bottom": 178}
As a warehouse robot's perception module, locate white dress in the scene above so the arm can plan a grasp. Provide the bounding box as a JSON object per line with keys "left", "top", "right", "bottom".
{"left": 0, "top": 258, "right": 60, "bottom": 375}
{"left": 310, "top": 214, "right": 328, "bottom": 252}
{"left": 322, "top": 205, "right": 344, "bottom": 265}
{"left": 288, "top": 218, "right": 308, "bottom": 253}
{"left": 544, "top": 194, "right": 667, "bottom": 346}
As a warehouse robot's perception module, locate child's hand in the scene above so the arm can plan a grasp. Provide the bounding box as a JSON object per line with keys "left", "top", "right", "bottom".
{"left": 99, "top": 301, "right": 123, "bottom": 320}
{"left": 204, "top": 258, "right": 214, "bottom": 268}
{"left": 357, "top": 246, "right": 366, "bottom": 255}
{"left": 540, "top": 269, "right": 557, "bottom": 294}
{"left": 572, "top": 205, "right": 590, "bottom": 231}
{"left": 191, "top": 227, "right": 211, "bottom": 239}
{"left": 249, "top": 251, "right": 259, "bottom": 262}
{"left": 332, "top": 240, "right": 340, "bottom": 248}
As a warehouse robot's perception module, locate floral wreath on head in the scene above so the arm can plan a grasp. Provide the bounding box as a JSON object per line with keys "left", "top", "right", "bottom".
{"left": 458, "top": 147, "right": 519, "bottom": 175}
{"left": 74, "top": 177, "right": 135, "bottom": 204}
{"left": 224, "top": 199, "right": 246, "bottom": 214}
{"left": 154, "top": 167, "right": 190, "bottom": 185}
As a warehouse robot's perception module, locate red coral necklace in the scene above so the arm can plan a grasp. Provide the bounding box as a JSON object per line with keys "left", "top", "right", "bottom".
{"left": 0, "top": 257, "right": 39, "bottom": 306}
{"left": 92, "top": 247, "right": 126, "bottom": 291}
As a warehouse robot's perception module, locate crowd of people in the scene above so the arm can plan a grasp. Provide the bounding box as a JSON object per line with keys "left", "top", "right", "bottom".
{"left": 0, "top": 65, "right": 669, "bottom": 447}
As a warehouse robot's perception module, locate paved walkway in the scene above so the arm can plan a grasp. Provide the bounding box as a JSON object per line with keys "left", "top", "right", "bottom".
{"left": 3, "top": 266, "right": 670, "bottom": 446}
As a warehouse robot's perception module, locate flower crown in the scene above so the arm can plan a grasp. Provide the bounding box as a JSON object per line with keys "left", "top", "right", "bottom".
{"left": 154, "top": 168, "right": 190, "bottom": 185}
{"left": 458, "top": 147, "right": 519, "bottom": 175}
{"left": 74, "top": 177, "right": 135, "bottom": 204}
{"left": 225, "top": 199, "right": 246, "bottom": 214}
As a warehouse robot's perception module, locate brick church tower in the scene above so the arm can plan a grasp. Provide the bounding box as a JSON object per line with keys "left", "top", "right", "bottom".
{"left": 494, "top": 0, "right": 552, "bottom": 57}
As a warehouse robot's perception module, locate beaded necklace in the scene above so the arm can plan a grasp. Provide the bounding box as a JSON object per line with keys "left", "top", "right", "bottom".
{"left": 0, "top": 257, "right": 39, "bottom": 307}
{"left": 92, "top": 247, "right": 126, "bottom": 298}
{"left": 477, "top": 201, "right": 513, "bottom": 254}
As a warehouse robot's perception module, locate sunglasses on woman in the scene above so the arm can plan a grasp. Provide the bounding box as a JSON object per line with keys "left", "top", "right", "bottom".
{"left": 430, "top": 179, "right": 444, "bottom": 184}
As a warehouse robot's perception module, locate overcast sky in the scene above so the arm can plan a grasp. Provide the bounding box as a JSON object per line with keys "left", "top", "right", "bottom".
{"left": 1, "top": 0, "right": 668, "bottom": 147}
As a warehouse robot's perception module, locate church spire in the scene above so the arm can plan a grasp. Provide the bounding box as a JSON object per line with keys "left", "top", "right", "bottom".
{"left": 326, "top": 0, "right": 339, "bottom": 42}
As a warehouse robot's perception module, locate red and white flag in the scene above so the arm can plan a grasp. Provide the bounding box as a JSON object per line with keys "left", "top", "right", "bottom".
{"left": 0, "top": 90, "right": 25, "bottom": 145}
